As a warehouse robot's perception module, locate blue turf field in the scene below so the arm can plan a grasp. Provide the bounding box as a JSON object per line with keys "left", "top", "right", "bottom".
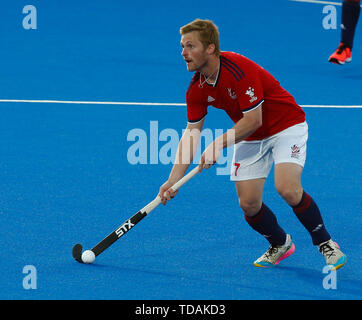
{"left": 0, "top": 0, "right": 361, "bottom": 300}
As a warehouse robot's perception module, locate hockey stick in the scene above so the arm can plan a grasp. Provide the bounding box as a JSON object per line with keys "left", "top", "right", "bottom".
{"left": 72, "top": 166, "right": 200, "bottom": 263}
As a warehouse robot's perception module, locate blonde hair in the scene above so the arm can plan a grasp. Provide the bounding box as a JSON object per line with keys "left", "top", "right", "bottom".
{"left": 180, "top": 19, "right": 220, "bottom": 56}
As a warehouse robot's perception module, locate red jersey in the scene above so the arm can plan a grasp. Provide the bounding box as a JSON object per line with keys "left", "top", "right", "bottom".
{"left": 186, "top": 51, "right": 305, "bottom": 141}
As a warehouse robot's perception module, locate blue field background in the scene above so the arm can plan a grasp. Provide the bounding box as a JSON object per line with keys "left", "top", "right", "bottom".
{"left": 0, "top": 0, "right": 361, "bottom": 300}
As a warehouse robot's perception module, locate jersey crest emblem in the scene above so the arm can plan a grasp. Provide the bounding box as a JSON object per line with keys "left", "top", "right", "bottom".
{"left": 245, "top": 87, "right": 257, "bottom": 103}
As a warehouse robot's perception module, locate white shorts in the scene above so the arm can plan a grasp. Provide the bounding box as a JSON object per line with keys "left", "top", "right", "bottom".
{"left": 230, "top": 122, "right": 308, "bottom": 181}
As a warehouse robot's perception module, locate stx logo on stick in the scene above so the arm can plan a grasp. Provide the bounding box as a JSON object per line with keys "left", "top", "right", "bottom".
{"left": 115, "top": 219, "right": 135, "bottom": 237}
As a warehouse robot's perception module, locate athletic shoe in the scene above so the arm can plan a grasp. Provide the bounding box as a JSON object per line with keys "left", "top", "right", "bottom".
{"left": 318, "top": 239, "right": 347, "bottom": 270}
{"left": 328, "top": 43, "right": 352, "bottom": 65}
{"left": 254, "top": 234, "right": 295, "bottom": 268}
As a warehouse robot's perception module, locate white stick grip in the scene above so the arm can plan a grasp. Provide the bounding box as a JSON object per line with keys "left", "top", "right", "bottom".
{"left": 140, "top": 166, "right": 200, "bottom": 214}
{"left": 140, "top": 197, "right": 161, "bottom": 214}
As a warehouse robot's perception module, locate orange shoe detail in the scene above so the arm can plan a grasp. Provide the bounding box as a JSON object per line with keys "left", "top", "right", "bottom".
{"left": 328, "top": 43, "right": 352, "bottom": 65}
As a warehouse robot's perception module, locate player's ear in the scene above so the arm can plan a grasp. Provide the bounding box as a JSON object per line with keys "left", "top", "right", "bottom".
{"left": 206, "top": 43, "right": 216, "bottom": 55}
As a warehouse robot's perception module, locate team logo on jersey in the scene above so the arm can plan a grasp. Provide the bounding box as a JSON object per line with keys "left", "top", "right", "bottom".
{"left": 227, "top": 88, "right": 237, "bottom": 100}
{"left": 207, "top": 96, "right": 215, "bottom": 103}
{"left": 245, "top": 87, "right": 257, "bottom": 103}
{"left": 291, "top": 144, "right": 300, "bottom": 159}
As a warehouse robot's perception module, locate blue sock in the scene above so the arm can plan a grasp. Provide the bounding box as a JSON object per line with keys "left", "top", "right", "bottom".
{"left": 245, "top": 203, "right": 287, "bottom": 246}
{"left": 292, "top": 191, "right": 331, "bottom": 245}
{"left": 341, "top": 0, "right": 361, "bottom": 49}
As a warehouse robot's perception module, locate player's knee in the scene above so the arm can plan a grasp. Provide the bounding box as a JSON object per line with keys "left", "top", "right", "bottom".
{"left": 276, "top": 185, "right": 303, "bottom": 206}
{"left": 238, "top": 197, "right": 261, "bottom": 216}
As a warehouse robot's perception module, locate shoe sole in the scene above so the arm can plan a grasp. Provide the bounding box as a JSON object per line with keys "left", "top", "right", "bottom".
{"left": 329, "top": 57, "right": 352, "bottom": 65}
{"left": 254, "top": 243, "right": 295, "bottom": 268}
{"left": 328, "top": 255, "right": 347, "bottom": 271}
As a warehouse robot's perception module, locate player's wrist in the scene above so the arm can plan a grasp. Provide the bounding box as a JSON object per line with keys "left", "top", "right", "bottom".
{"left": 214, "top": 136, "right": 225, "bottom": 150}
{"left": 167, "top": 173, "right": 184, "bottom": 186}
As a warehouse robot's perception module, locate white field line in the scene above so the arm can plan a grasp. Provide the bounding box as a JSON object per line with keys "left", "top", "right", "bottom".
{"left": 290, "top": 0, "right": 342, "bottom": 6}
{"left": 0, "top": 99, "right": 186, "bottom": 106}
{"left": 290, "top": 0, "right": 362, "bottom": 7}
{"left": 0, "top": 99, "right": 361, "bottom": 108}
{"left": 302, "top": 105, "right": 362, "bottom": 108}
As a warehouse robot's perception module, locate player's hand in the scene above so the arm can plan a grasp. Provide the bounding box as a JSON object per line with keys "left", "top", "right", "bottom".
{"left": 158, "top": 181, "right": 179, "bottom": 205}
{"left": 199, "top": 141, "right": 223, "bottom": 172}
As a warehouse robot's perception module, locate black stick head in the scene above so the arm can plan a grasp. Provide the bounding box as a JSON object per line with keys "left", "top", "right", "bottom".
{"left": 72, "top": 244, "right": 84, "bottom": 263}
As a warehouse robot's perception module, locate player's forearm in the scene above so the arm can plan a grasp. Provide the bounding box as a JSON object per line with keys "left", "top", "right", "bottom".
{"left": 168, "top": 129, "right": 201, "bottom": 182}
{"left": 215, "top": 115, "right": 261, "bottom": 149}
